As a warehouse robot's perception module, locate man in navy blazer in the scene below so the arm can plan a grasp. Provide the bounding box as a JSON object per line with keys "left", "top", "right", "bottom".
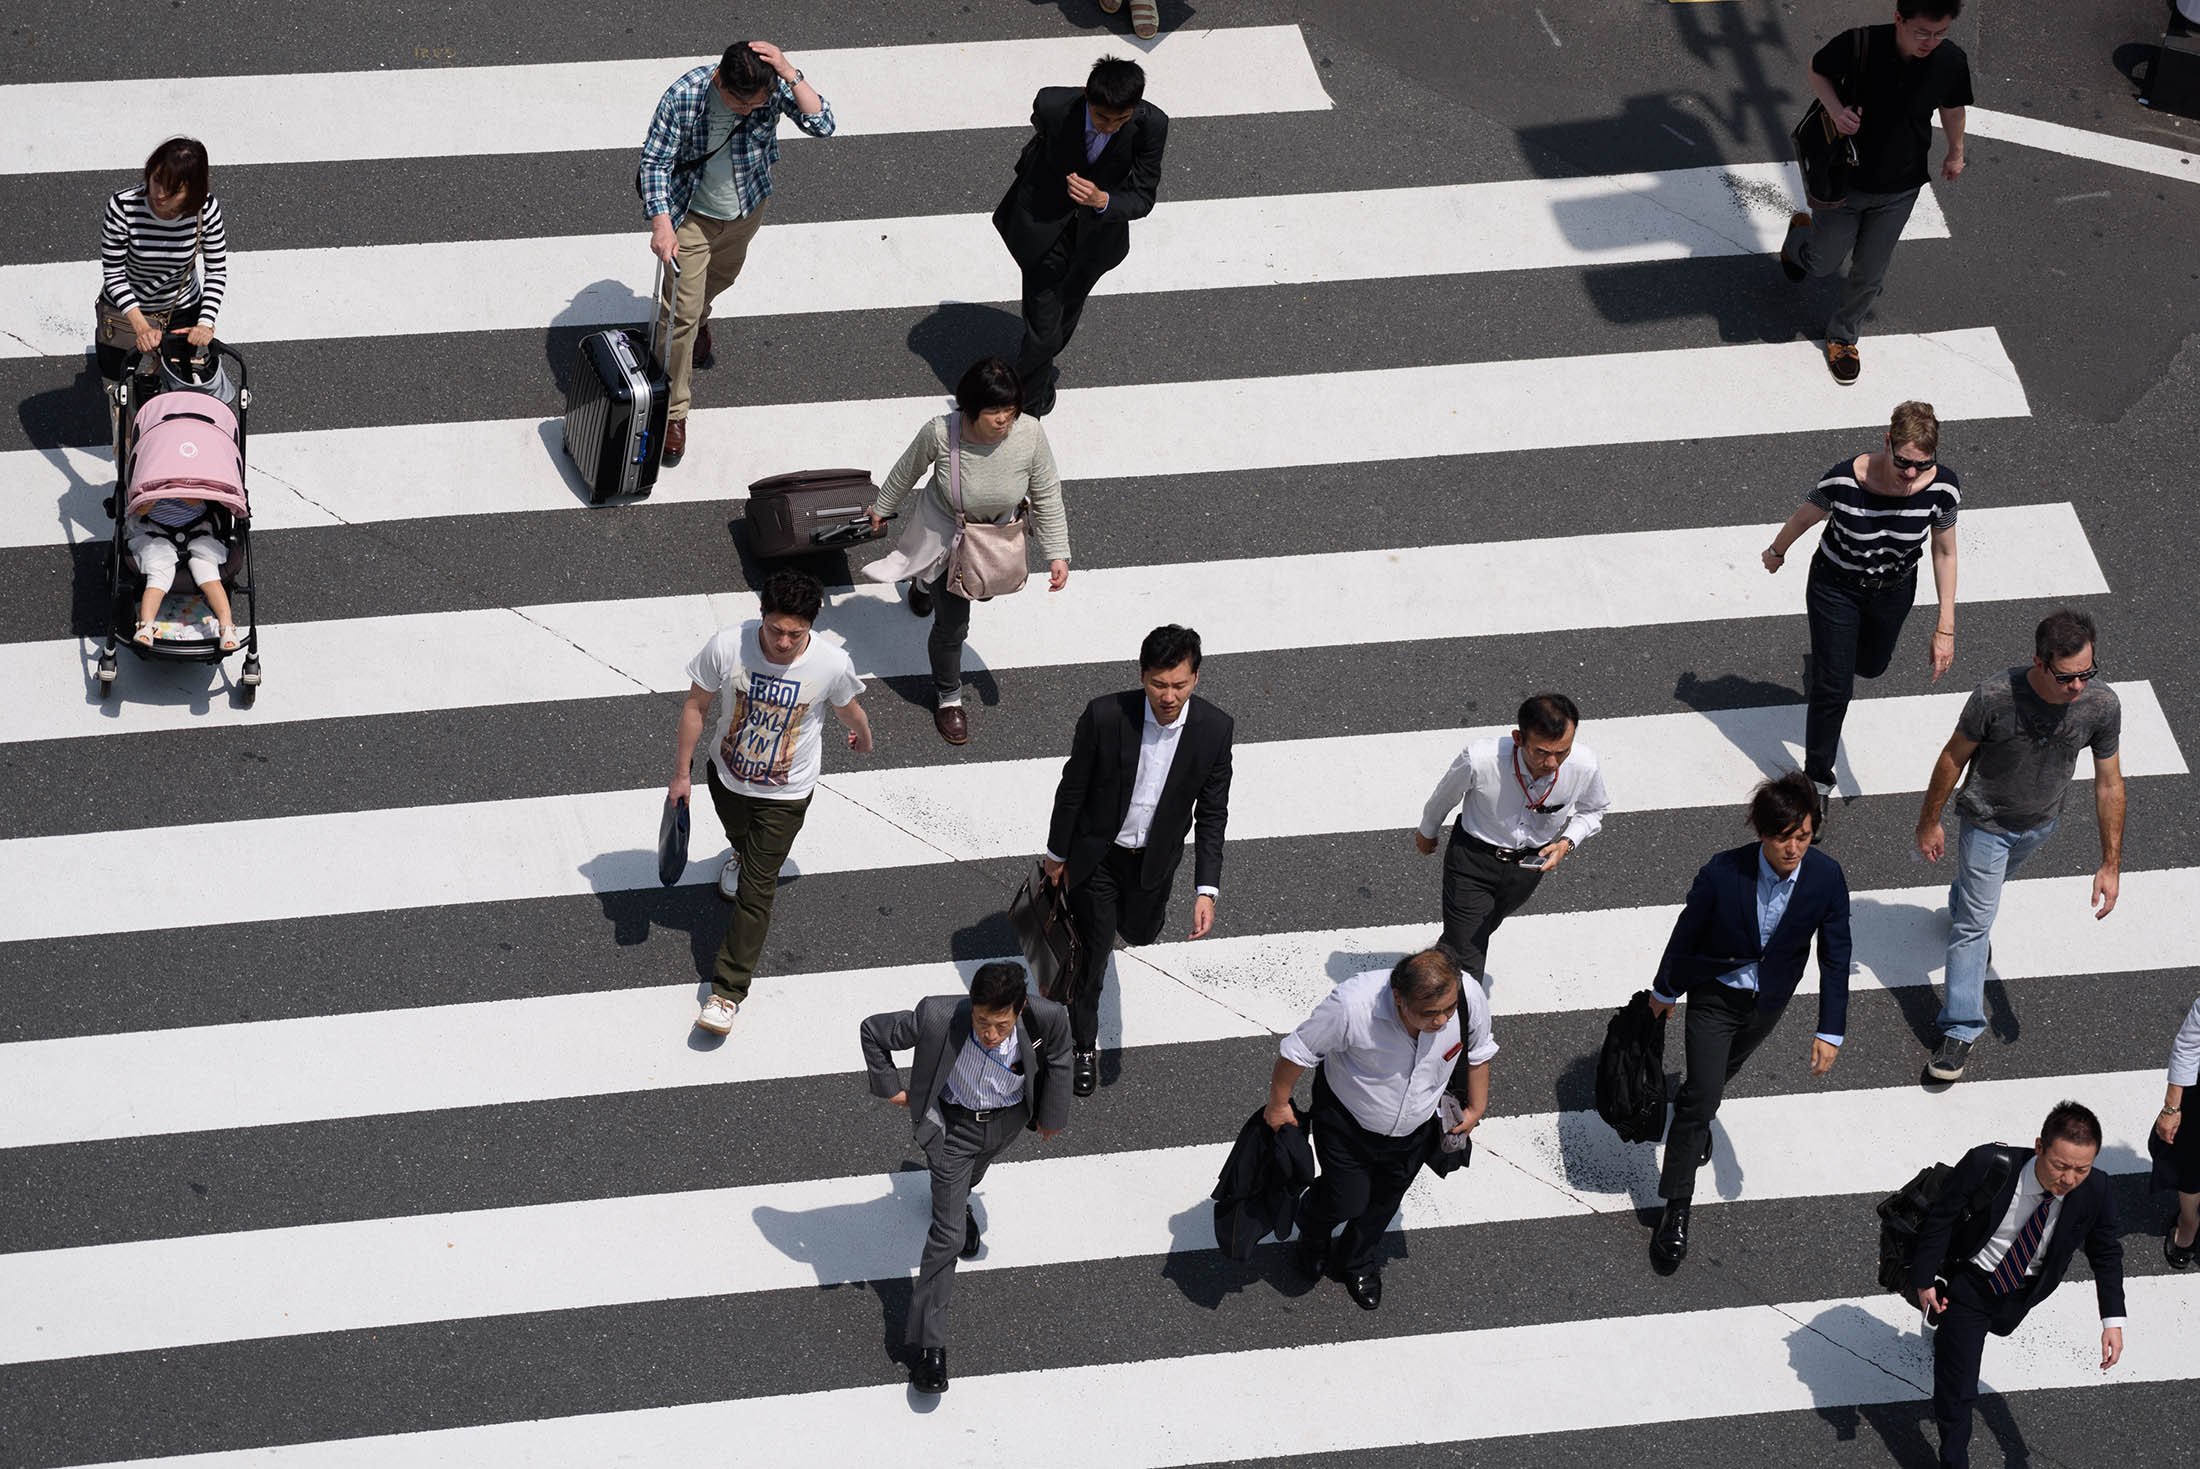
{"left": 1912, "top": 1102, "right": 2125, "bottom": 1467}
{"left": 992, "top": 55, "right": 1168, "bottom": 415}
{"left": 1646, "top": 771, "right": 1851, "bottom": 1268}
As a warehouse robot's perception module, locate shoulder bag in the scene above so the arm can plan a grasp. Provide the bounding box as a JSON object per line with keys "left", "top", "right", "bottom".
{"left": 940, "top": 415, "right": 1031, "bottom": 601}
{"left": 1791, "top": 27, "right": 1868, "bottom": 208}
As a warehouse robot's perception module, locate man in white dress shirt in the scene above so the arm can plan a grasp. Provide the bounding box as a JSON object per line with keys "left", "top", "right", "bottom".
{"left": 1414, "top": 693, "right": 1611, "bottom": 980}
{"left": 1264, "top": 949, "right": 1496, "bottom": 1310}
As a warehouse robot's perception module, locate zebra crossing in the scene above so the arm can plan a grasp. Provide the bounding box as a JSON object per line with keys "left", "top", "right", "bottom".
{"left": 4, "top": 9, "right": 2195, "bottom": 1468}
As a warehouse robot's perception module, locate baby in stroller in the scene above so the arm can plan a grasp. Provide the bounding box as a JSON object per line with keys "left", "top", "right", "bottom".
{"left": 126, "top": 495, "right": 239, "bottom": 649}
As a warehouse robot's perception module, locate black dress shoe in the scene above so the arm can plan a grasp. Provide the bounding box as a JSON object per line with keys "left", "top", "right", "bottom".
{"left": 1811, "top": 784, "right": 1832, "bottom": 845}
{"left": 960, "top": 1205, "right": 980, "bottom": 1260}
{"left": 1698, "top": 1134, "right": 1714, "bottom": 1167}
{"left": 910, "top": 1347, "right": 948, "bottom": 1394}
{"left": 1072, "top": 1049, "right": 1097, "bottom": 1097}
{"left": 1294, "top": 1234, "right": 1330, "bottom": 1280}
{"left": 1651, "top": 1200, "right": 1691, "bottom": 1268}
{"left": 1343, "top": 1270, "right": 1383, "bottom": 1311}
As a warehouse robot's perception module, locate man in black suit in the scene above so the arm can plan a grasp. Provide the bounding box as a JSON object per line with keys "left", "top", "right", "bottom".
{"left": 992, "top": 54, "right": 1168, "bottom": 416}
{"left": 1912, "top": 1101, "right": 2126, "bottom": 1468}
{"left": 1646, "top": 771, "right": 1852, "bottom": 1270}
{"left": 860, "top": 960, "right": 1072, "bottom": 1396}
{"left": 1043, "top": 623, "right": 1232, "bottom": 1095}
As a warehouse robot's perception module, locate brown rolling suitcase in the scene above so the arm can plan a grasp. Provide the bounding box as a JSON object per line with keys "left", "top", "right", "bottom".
{"left": 743, "top": 468, "right": 886, "bottom": 557}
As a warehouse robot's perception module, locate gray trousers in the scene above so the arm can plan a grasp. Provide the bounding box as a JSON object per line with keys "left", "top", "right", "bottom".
{"left": 1785, "top": 186, "right": 1922, "bottom": 344}
{"left": 906, "top": 1097, "right": 1029, "bottom": 1349}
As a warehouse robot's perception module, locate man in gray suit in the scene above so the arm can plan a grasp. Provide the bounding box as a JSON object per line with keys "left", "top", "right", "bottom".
{"left": 861, "top": 960, "right": 1072, "bottom": 1395}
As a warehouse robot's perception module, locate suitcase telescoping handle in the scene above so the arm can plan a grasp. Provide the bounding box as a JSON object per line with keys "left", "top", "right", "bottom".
{"left": 646, "top": 255, "right": 679, "bottom": 363}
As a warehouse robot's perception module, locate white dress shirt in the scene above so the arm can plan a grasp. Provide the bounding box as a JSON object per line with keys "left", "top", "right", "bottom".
{"left": 1279, "top": 968, "right": 1499, "bottom": 1137}
{"left": 943, "top": 1027, "right": 1026, "bottom": 1111}
{"left": 1417, "top": 735, "right": 1611, "bottom": 851}
{"left": 1968, "top": 1157, "right": 2124, "bottom": 1326}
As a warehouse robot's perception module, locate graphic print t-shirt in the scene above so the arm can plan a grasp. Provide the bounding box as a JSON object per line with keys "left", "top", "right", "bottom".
{"left": 686, "top": 622, "right": 865, "bottom": 801}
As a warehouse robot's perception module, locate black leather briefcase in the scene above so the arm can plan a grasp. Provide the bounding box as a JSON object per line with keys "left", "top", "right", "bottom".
{"left": 1009, "top": 863, "right": 1084, "bottom": 1004}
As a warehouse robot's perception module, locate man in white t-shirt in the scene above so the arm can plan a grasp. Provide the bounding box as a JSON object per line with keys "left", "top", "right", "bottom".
{"left": 672, "top": 569, "right": 873, "bottom": 1035}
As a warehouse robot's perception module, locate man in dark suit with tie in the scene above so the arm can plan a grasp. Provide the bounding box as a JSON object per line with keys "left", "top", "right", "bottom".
{"left": 1913, "top": 1101, "right": 2125, "bottom": 1467}
{"left": 1043, "top": 623, "right": 1233, "bottom": 1095}
{"left": 860, "top": 960, "right": 1071, "bottom": 1397}
{"left": 1647, "top": 771, "right": 1851, "bottom": 1269}
{"left": 992, "top": 54, "right": 1168, "bottom": 416}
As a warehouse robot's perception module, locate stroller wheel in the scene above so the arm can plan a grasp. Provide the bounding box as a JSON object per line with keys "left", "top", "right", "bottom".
{"left": 233, "top": 681, "right": 258, "bottom": 709}
{"left": 240, "top": 657, "right": 262, "bottom": 687}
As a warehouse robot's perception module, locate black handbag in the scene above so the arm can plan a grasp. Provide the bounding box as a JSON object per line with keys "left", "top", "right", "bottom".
{"left": 1791, "top": 27, "right": 1868, "bottom": 206}
{"left": 1009, "top": 863, "right": 1084, "bottom": 1004}
{"left": 657, "top": 794, "right": 691, "bottom": 887}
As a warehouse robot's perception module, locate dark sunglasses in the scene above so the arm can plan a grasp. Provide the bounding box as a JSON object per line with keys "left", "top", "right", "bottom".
{"left": 2044, "top": 663, "right": 2100, "bottom": 685}
{"left": 1891, "top": 451, "right": 1936, "bottom": 473}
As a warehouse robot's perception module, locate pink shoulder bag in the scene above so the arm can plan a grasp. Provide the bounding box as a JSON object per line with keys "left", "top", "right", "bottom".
{"left": 941, "top": 415, "right": 1031, "bottom": 600}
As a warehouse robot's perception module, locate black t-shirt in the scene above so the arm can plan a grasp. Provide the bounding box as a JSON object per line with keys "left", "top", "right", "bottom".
{"left": 1812, "top": 24, "right": 1974, "bottom": 194}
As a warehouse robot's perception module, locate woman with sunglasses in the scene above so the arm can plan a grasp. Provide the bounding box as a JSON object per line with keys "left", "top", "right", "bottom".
{"left": 1761, "top": 399, "right": 1959, "bottom": 839}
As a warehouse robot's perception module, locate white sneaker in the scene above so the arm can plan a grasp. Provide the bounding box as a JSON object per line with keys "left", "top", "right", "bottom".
{"left": 718, "top": 853, "right": 741, "bottom": 899}
{"left": 695, "top": 996, "right": 739, "bottom": 1035}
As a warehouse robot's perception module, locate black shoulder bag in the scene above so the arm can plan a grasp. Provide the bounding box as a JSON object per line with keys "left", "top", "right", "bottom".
{"left": 1791, "top": 27, "right": 1868, "bottom": 207}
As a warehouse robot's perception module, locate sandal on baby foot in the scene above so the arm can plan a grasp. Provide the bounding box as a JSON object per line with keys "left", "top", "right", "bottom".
{"left": 220, "top": 625, "right": 243, "bottom": 652}
{"left": 133, "top": 622, "right": 155, "bottom": 647}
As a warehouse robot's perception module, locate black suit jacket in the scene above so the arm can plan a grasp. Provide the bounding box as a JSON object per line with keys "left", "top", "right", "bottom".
{"left": 1046, "top": 690, "right": 1232, "bottom": 895}
{"left": 992, "top": 86, "right": 1169, "bottom": 274}
{"left": 1651, "top": 843, "right": 1853, "bottom": 1038}
{"left": 859, "top": 993, "right": 1073, "bottom": 1155}
{"left": 1910, "top": 1143, "right": 2126, "bottom": 1326}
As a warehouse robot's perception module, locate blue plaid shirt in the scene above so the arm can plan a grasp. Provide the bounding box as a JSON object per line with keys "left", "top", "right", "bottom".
{"left": 637, "top": 64, "right": 834, "bottom": 227}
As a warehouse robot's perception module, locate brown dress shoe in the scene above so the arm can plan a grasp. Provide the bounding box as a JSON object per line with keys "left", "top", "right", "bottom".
{"left": 1825, "top": 341, "right": 1860, "bottom": 385}
{"left": 934, "top": 705, "right": 969, "bottom": 745}
{"left": 663, "top": 417, "right": 687, "bottom": 466}
{"left": 694, "top": 321, "right": 715, "bottom": 369}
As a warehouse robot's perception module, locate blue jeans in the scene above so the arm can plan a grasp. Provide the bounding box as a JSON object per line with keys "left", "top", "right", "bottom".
{"left": 1939, "top": 817, "right": 2058, "bottom": 1043}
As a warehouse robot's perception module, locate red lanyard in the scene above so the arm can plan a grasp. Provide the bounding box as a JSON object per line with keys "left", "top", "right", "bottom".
{"left": 1512, "top": 743, "right": 1559, "bottom": 810}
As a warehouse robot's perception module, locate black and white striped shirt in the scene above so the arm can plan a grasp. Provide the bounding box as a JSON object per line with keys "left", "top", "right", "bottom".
{"left": 100, "top": 187, "right": 228, "bottom": 321}
{"left": 1806, "top": 456, "right": 1960, "bottom": 579}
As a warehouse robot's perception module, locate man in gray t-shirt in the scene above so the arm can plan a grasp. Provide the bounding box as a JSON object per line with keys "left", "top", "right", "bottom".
{"left": 1912, "top": 610, "right": 2126, "bottom": 1084}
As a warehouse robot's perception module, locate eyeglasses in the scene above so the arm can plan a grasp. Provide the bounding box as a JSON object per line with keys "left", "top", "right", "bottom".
{"left": 2044, "top": 663, "right": 2100, "bottom": 685}
{"left": 1891, "top": 452, "right": 1936, "bottom": 473}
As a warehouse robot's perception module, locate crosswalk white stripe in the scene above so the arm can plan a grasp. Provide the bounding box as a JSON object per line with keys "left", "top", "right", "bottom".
{"left": 6, "top": 865, "right": 2191, "bottom": 1149}
{"left": 0, "top": 501, "right": 2098, "bottom": 743}
{"left": 0, "top": 27, "right": 1332, "bottom": 175}
{"left": 70, "top": 1276, "right": 2196, "bottom": 1468}
{"left": 1, "top": 685, "right": 2179, "bottom": 946}
{"left": 0, "top": 165, "right": 1948, "bottom": 357}
{"left": 0, "top": 1068, "right": 2159, "bottom": 1366}
{"left": 1940, "top": 106, "right": 2200, "bottom": 184}
{"left": 2, "top": 326, "right": 2023, "bottom": 551}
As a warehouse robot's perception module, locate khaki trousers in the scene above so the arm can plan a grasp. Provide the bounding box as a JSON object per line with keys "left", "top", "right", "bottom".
{"left": 662, "top": 203, "right": 767, "bottom": 421}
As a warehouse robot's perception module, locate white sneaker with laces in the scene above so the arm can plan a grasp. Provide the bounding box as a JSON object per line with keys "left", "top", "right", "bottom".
{"left": 718, "top": 853, "right": 741, "bottom": 899}
{"left": 695, "top": 996, "right": 739, "bottom": 1035}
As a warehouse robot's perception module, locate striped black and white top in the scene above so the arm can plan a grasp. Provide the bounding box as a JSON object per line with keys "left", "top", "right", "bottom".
{"left": 99, "top": 187, "right": 228, "bottom": 321}
{"left": 1806, "top": 456, "right": 1960, "bottom": 579}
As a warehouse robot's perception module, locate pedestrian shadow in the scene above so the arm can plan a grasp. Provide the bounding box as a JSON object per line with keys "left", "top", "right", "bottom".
{"left": 906, "top": 303, "right": 1024, "bottom": 391}
{"left": 545, "top": 277, "right": 657, "bottom": 397}
{"left": 1786, "top": 1300, "right": 2036, "bottom": 1465}
{"left": 575, "top": 847, "right": 773, "bottom": 994}
{"left": 1018, "top": 0, "right": 1198, "bottom": 48}
{"left": 16, "top": 352, "right": 111, "bottom": 450}
{"left": 1159, "top": 1198, "right": 1316, "bottom": 1309}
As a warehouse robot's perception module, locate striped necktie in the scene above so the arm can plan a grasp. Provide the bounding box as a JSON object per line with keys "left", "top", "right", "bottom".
{"left": 1989, "top": 1192, "right": 2056, "bottom": 1294}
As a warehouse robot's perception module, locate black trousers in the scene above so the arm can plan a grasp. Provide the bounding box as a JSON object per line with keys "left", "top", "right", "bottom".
{"left": 1803, "top": 557, "right": 1916, "bottom": 787}
{"left": 1012, "top": 228, "right": 1112, "bottom": 406}
{"left": 1438, "top": 827, "right": 1547, "bottom": 979}
{"left": 1299, "top": 1069, "right": 1440, "bottom": 1275}
{"left": 1931, "top": 1264, "right": 2029, "bottom": 1468}
{"left": 924, "top": 572, "right": 973, "bottom": 702}
{"left": 1659, "top": 983, "right": 1787, "bottom": 1200}
{"left": 1064, "top": 843, "right": 1171, "bottom": 1051}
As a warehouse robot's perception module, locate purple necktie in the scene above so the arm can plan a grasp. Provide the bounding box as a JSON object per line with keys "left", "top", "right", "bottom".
{"left": 1989, "top": 1193, "right": 2055, "bottom": 1294}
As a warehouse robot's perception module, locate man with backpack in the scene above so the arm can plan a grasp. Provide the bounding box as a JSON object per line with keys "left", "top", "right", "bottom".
{"left": 1910, "top": 1102, "right": 2125, "bottom": 1468}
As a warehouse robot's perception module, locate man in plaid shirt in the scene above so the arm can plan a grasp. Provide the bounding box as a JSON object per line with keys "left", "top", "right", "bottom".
{"left": 638, "top": 40, "right": 833, "bottom": 465}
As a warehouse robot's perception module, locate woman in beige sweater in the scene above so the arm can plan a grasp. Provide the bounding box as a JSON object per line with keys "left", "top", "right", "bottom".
{"left": 865, "top": 357, "right": 1071, "bottom": 745}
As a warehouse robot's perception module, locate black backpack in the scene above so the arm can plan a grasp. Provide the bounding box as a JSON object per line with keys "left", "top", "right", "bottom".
{"left": 1595, "top": 990, "right": 1670, "bottom": 1144}
{"left": 1875, "top": 1146, "right": 2022, "bottom": 1305}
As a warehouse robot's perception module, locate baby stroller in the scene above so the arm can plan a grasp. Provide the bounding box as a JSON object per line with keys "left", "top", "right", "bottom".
{"left": 97, "top": 339, "right": 261, "bottom": 704}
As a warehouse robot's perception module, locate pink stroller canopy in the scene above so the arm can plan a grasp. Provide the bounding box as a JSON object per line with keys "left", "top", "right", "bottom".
{"left": 127, "top": 390, "right": 247, "bottom": 518}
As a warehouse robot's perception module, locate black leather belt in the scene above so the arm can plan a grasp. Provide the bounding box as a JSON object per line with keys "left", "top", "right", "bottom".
{"left": 942, "top": 1097, "right": 1019, "bottom": 1123}
{"left": 1454, "top": 824, "right": 1539, "bottom": 865}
